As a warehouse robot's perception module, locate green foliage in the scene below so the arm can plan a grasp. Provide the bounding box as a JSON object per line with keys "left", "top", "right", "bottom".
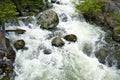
{"left": 115, "top": 26, "right": 120, "bottom": 34}
{"left": 74, "top": 0, "right": 105, "bottom": 15}
{"left": 112, "top": 12, "right": 120, "bottom": 23}
{"left": 20, "top": 0, "right": 48, "bottom": 10}
{"left": 0, "top": 0, "right": 18, "bottom": 22}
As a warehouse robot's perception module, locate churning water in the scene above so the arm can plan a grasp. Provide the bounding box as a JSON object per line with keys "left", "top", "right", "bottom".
{"left": 6, "top": 0, "right": 120, "bottom": 80}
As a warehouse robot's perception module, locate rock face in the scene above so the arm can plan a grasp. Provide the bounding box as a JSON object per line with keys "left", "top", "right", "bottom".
{"left": 51, "top": 37, "right": 65, "bottom": 47}
{"left": 14, "top": 39, "right": 25, "bottom": 50}
{"left": 95, "top": 41, "right": 120, "bottom": 68}
{"left": 81, "top": 0, "right": 120, "bottom": 69}
{"left": 64, "top": 34, "right": 77, "bottom": 42}
{"left": 38, "top": 10, "right": 59, "bottom": 30}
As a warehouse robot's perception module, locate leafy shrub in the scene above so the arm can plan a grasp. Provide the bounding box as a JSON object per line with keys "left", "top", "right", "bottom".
{"left": 74, "top": 0, "right": 105, "bottom": 15}
{"left": 115, "top": 26, "right": 120, "bottom": 34}
{"left": 0, "top": 0, "right": 18, "bottom": 22}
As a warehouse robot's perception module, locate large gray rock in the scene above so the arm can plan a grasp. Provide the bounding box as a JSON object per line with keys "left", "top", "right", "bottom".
{"left": 38, "top": 10, "right": 59, "bottom": 30}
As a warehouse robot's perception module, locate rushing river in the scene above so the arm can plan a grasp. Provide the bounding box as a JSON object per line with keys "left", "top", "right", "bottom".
{"left": 6, "top": 0, "right": 120, "bottom": 80}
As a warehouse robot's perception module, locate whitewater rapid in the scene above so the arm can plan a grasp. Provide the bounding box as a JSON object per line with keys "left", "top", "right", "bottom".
{"left": 6, "top": 0, "right": 120, "bottom": 80}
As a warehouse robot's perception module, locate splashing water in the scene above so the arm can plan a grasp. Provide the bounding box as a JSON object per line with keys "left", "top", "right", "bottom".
{"left": 6, "top": 0, "right": 120, "bottom": 80}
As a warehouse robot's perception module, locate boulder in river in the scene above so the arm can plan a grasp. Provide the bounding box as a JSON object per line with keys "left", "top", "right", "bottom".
{"left": 51, "top": 37, "right": 65, "bottom": 47}
{"left": 64, "top": 34, "right": 77, "bottom": 42}
{"left": 14, "top": 39, "right": 25, "bottom": 50}
{"left": 51, "top": 0, "right": 56, "bottom": 3}
{"left": 43, "top": 49, "right": 52, "bottom": 54}
{"left": 38, "top": 10, "right": 59, "bottom": 30}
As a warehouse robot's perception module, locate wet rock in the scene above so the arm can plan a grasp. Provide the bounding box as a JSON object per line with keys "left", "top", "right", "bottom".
{"left": 114, "top": 48, "right": 120, "bottom": 68}
{"left": 5, "top": 38, "right": 16, "bottom": 63}
{"left": 95, "top": 47, "right": 109, "bottom": 64}
{"left": 64, "top": 34, "right": 77, "bottom": 42}
{"left": 95, "top": 41, "right": 120, "bottom": 68}
{"left": 38, "top": 10, "right": 59, "bottom": 30}
{"left": 60, "top": 13, "right": 68, "bottom": 22}
{"left": 2, "top": 74, "right": 10, "bottom": 80}
{"left": 4, "top": 65, "right": 13, "bottom": 73}
{"left": 51, "top": 0, "right": 56, "bottom": 3}
{"left": 43, "top": 49, "right": 52, "bottom": 54}
{"left": 14, "top": 39, "right": 25, "bottom": 50}
{"left": 82, "top": 43, "right": 93, "bottom": 56}
{"left": 56, "top": 1, "right": 60, "bottom": 4}
{"left": 18, "top": 16, "right": 34, "bottom": 25}
{"left": 51, "top": 37, "right": 65, "bottom": 47}
{"left": 113, "top": 26, "right": 120, "bottom": 42}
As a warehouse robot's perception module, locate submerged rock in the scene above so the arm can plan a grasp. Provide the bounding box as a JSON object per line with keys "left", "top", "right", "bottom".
{"left": 43, "top": 49, "right": 52, "bottom": 54}
{"left": 51, "top": 37, "right": 65, "bottom": 47}
{"left": 38, "top": 10, "right": 59, "bottom": 30}
{"left": 60, "top": 13, "right": 68, "bottom": 22}
{"left": 82, "top": 43, "right": 93, "bottom": 56}
{"left": 14, "top": 39, "right": 25, "bottom": 50}
{"left": 64, "top": 34, "right": 77, "bottom": 42}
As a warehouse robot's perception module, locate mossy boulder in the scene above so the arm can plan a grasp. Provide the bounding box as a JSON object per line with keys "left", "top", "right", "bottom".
{"left": 38, "top": 10, "right": 59, "bottom": 30}
{"left": 51, "top": 37, "right": 65, "bottom": 47}
{"left": 14, "top": 39, "right": 25, "bottom": 50}
{"left": 5, "top": 38, "right": 16, "bottom": 62}
{"left": 64, "top": 34, "right": 77, "bottom": 42}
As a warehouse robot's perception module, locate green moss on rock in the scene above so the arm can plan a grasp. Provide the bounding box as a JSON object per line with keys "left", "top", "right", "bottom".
{"left": 51, "top": 37, "right": 65, "bottom": 47}
{"left": 115, "top": 26, "right": 120, "bottom": 34}
{"left": 14, "top": 39, "right": 25, "bottom": 50}
{"left": 64, "top": 34, "right": 77, "bottom": 42}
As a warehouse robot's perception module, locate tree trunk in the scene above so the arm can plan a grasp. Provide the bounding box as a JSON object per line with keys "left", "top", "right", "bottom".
{"left": 11, "top": 0, "right": 23, "bottom": 16}
{"left": 0, "top": 21, "right": 8, "bottom": 55}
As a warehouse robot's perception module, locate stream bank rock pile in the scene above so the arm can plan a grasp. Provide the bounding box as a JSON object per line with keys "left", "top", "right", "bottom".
{"left": 82, "top": 0, "right": 120, "bottom": 69}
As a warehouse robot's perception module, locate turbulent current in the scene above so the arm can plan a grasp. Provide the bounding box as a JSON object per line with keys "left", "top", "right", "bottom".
{"left": 6, "top": 0, "right": 120, "bottom": 80}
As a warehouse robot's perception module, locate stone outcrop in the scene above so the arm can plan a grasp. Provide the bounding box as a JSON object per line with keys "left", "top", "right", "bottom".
{"left": 82, "top": 0, "right": 120, "bottom": 69}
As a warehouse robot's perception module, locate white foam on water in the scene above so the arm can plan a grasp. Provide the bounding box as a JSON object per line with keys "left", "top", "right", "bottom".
{"left": 6, "top": 0, "right": 120, "bottom": 80}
